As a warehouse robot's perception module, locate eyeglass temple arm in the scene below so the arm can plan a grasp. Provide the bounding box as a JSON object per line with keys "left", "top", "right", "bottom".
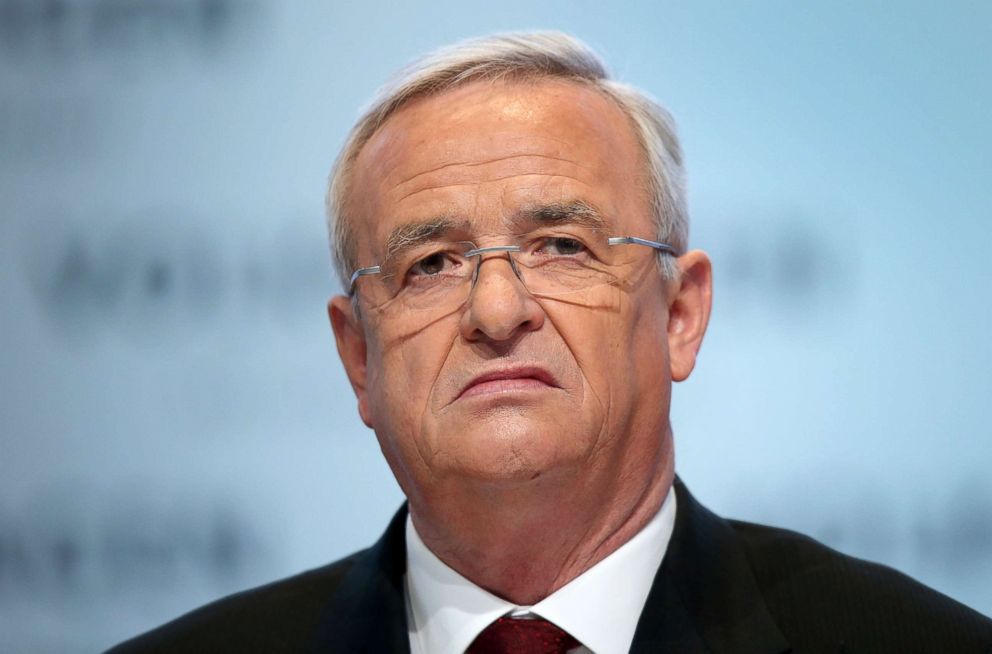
{"left": 348, "top": 266, "right": 381, "bottom": 295}
{"left": 607, "top": 236, "right": 677, "bottom": 255}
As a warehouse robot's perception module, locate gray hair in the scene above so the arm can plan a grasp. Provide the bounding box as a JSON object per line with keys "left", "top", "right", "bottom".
{"left": 326, "top": 31, "right": 687, "bottom": 290}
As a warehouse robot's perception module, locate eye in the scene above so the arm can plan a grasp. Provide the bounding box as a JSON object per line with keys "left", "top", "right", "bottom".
{"left": 406, "top": 249, "right": 467, "bottom": 280}
{"left": 542, "top": 237, "right": 587, "bottom": 257}
{"left": 410, "top": 252, "right": 447, "bottom": 276}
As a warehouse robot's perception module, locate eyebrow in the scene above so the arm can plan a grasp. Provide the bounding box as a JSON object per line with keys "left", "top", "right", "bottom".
{"left": 383, "top": 217, "right": 468, "bottom": 262}
{"left": 379, "top": 200, "right": 606, "bottom": 262}
{"left": 510, "top": 200, "right": 608, "bottom": 232}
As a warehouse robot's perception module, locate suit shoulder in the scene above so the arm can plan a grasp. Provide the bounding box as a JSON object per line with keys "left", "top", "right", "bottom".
{"left": 106, "top": 548, "right": 369, "bottom": 653}
{"left": 727, "top": 518, "right": 992, "bottom": 651}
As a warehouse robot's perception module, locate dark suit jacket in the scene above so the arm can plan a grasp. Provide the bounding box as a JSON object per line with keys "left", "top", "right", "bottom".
{"left": 108, "top": 478, "right": 992, "bottom": 653}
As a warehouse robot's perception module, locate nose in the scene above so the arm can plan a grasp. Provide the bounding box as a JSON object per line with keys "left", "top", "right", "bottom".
{"left": 459, "top": 252, "right": 545, "bottom": 344}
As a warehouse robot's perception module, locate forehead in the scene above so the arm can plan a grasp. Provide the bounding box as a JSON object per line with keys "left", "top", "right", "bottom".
{"left": 349, "top": 78, "right": 650, "bottom": 255}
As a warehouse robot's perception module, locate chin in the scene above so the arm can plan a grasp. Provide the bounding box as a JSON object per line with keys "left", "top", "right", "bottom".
{"left": 442, "top": 428, "right": 583, "bottom": 485}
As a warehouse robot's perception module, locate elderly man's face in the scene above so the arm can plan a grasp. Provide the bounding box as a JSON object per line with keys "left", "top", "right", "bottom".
{"left": 331, "top": 79, "right": 707, "bottom": 501}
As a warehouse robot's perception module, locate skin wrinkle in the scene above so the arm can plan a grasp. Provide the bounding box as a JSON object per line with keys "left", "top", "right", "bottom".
{"left": 329, "top": 78, "right": 711, "bottom": 605}
{"left": 417, "top": 313, "right": 462, "bottom": 477}
{"left": 461, "top": 280, "right": 625, "bottom": 586}
{"left": 366, "top": 329, "right": 422, "bottom": 489}
{"left": 510, "top": 199, "right": 607, "bottom": 233}
{"left": 396, "top": 172, "right": 592, "bottom": 204}
{"left": 363, "top": 204, "right": 624, "bottom": 329}
{"left": 560, "top": 463, "right": 657, "bottom": 587}
{"left": 334, "top": 77, "right": 668, "bottom": 280}
{"left": 374, "top": 242, "right": 660, "bottom": 474}
{"left": 365, "top": 303, "right": 461, "bottom": 343}
{"left": 382, "top": 217, "right": 463, "bottom": 265}
{"left": 426, "top": 284, "right": 623, "bottom": 474}
{"left": 425, "top": 257, "right": 553, "bottom": 476}
{"left": 371, "top": 236, "right": 619, "bottom": 327}
{"left": 556, "top": 342, "right": 671, "bottom": 582}
{"left": 393, "top": 151, "right": 591, "bottom": 189}
{"left": 375, "top": 198, "right": 607, "bottom": 282}
{"left": 520, "top": 252, "right": 666, "bottom": 592}
{"left": 368, "top": 283, "right": 512, "bottom": 490}
{"left": 365, "top": 242, "right": 602, "bottom": 345}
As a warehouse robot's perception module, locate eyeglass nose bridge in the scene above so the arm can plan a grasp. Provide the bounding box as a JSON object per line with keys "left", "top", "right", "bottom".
{"left": 464, "top": 245, "right": 525, "bottom": 290}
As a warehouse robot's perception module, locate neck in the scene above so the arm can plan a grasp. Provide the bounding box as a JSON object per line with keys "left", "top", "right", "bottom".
{"left": 408, "top": 434, "right": 674, "bottom": 605}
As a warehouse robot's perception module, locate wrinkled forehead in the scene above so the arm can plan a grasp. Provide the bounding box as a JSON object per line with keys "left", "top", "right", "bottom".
{"left": 347, "top": 78, "right": 649, "bottom": 260}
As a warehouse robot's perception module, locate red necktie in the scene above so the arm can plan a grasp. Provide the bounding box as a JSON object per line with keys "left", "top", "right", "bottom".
{"left": 466, "top": 616, "right": 581, "bottom": 654}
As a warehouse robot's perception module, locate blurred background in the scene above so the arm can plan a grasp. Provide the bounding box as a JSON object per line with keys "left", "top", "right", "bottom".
{"left": 1, "top": 0, "right": 990, "bottom": 650}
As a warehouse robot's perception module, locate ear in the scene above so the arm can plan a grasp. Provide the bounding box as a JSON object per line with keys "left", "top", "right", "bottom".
{"left": 328, "top": 295, "right": 374, "bottom": 428}
{"left": 667, "top": 250, "right": 713, "bottom": 382}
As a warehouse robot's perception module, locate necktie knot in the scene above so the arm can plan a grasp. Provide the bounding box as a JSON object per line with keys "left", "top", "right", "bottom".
{"left": 467, "top": 616, "right": 580, "bottom": 654}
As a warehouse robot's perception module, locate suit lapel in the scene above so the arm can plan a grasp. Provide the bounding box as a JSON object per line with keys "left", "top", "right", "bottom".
{"left": 631, "top": 478, "right": 791, "bottom": 654}
{"left": 309, "top": 506, "right": 411, "bottom": 654}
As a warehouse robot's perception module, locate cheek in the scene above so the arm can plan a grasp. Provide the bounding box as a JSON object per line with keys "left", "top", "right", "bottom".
{"left": 542, "top": 302, "right": 619, "bottom": 416}
{"left": 601, "top": 293, "right": 670, "bottom": 405}
{"left": 591, "top": 295, "right": 654, "bottom": 369}
{"left": 365, "top": 326, "right": 452, "bottom": 427}
{"left": 625, "top": 296, "right": 671, "bottom": 404}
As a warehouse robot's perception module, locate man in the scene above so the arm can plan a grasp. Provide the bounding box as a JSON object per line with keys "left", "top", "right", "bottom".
{"left": 111, "top": 31, "right": 991, "bottom": 653}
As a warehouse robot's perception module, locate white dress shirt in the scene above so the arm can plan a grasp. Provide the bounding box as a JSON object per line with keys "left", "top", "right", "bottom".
{"left": 404, "top": 486, "right": 677, "bottom": 654}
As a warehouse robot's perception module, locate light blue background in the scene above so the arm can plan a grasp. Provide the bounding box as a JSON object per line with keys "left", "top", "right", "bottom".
{"left": 1, "top": 1, "right": 989, "bottom": 651}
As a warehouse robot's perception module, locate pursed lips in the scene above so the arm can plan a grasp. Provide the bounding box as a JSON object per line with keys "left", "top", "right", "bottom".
{"left": 456, "top": 366, "right": 560, "bottom": 401}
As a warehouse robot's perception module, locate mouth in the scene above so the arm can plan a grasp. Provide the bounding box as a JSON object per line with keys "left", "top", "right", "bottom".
{"left": 456, "top": 366, "right": 560, "bottom": 401}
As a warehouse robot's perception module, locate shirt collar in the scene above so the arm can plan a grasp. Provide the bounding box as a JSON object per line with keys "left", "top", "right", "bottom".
{"left": 405, "top": 486, "right": 677, "bottom": 654}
